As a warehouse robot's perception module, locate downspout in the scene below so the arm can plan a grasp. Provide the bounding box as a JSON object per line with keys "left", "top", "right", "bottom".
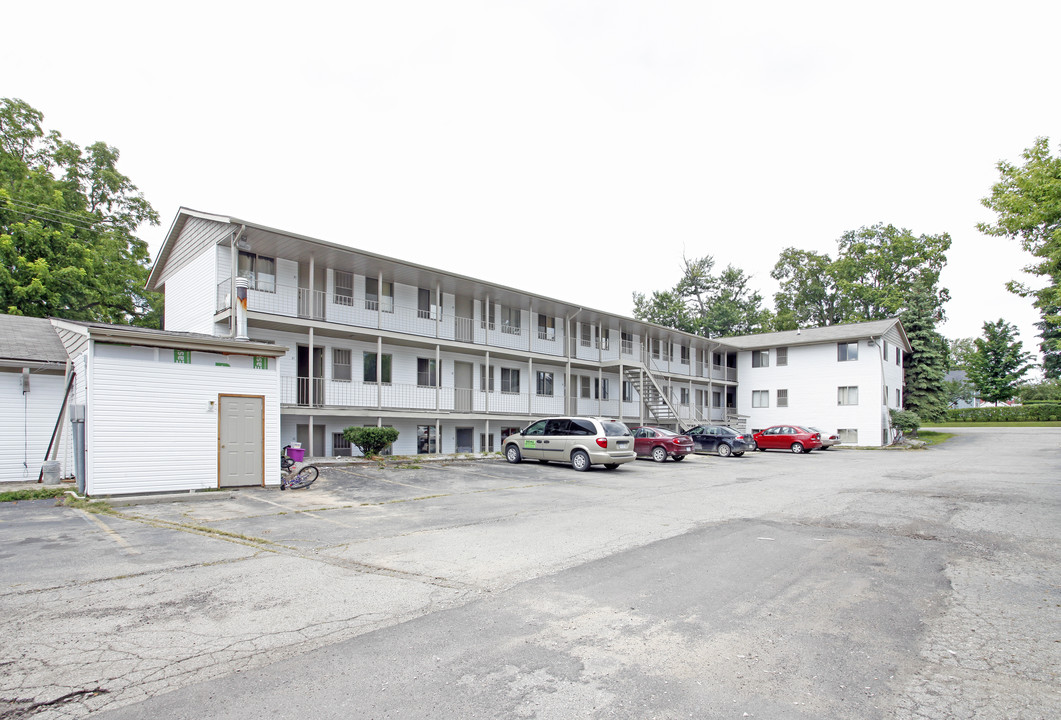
{"left": 229, "top": 225, "right": 246, "bottom": 337}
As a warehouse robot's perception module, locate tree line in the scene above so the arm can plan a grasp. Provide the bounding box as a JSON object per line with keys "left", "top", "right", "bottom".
{"left": 633, "top": 137, "right": 1061, "bottom": 421}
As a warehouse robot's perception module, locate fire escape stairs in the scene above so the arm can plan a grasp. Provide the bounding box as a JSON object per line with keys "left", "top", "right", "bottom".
{"left": 623, "top": 364, "right": 682, "bottom": 426}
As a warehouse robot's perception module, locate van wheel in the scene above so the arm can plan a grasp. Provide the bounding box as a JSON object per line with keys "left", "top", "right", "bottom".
{"left": 505, "top": 444, "right": 522, "bottom": 463}
{"left": 571, "top": 450, "right": 591, "bottom": 472}
{"left": 652, "top": 446, "right": 668, "bottom": 463}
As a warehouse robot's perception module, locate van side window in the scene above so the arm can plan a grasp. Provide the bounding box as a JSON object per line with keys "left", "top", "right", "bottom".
{"left": 545, "top": 419, "right": 570, "bottom": 435}
{"left": 570, "top": 419, "right": 596, "bottom": 435}
{"left": 525, "top": 420, "right": 547, "bottom": 435}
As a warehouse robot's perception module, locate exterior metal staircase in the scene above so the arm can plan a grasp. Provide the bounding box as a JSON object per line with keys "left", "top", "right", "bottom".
{"left": 623, "top": 365, "right": 680, "bottom": 426}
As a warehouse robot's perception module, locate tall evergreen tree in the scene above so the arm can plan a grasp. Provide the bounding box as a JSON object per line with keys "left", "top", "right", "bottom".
{"left": 965, "top": 319, "right": 1036, "bottom": 404}
{"left": 900, "top": 285, "right": 949, "bottom": 422}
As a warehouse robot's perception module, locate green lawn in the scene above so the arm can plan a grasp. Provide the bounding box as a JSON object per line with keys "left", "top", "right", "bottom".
{"left": 913, "top": 430, "right": 957, "bottom": 446}
{"left": 0, "top": 486, "right": 69, "bottom": 503}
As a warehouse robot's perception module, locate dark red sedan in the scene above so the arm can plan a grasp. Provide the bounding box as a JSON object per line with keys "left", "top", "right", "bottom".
{"left": 752, "top": 425, "right": 822, "bottom": 454}
{"left": 631, "top": 427, "right": 694, "bottom": 462}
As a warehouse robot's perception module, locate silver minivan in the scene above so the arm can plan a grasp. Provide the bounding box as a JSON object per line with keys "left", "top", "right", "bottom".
{"left": 503, "top": 417, "right": 636, "bottom": 471}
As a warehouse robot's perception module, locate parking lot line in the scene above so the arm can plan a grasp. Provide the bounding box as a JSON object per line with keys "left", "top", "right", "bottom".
{"left": 78, "top": 510, "right": 140, "bottom": 555}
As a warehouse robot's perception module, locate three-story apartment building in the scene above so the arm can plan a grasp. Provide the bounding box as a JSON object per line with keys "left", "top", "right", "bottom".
{"left": 148, "top": 208, "right": 743, "bottom": 457}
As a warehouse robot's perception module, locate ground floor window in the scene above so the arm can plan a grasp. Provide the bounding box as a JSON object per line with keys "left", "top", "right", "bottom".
{"left": 332, "top": 432, "right": 351, "bottom": 456}
{"left": 500, "top": 426, "right": 521, "bottom": 441}
{"left": 752, "top": 390, "right": 769, "bottom": 408}
{"left": 838, "top": 386, "right": 859, "bottom": 406}
{"left": 417, "top": 425, "right": 437, "bottom": 454}
{"left": 776, "top": 388, "right": 788, "bottom": 407}
{"left": 838, "top": 428, "right": 858, "bottom": 444}
{"left": 479, "top": 432, "right": 495, "bottom": 452}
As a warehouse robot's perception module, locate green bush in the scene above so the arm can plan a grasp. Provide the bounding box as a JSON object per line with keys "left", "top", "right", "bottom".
{"left": 944, "top": 403, "right": 1061, "bottom": 422}
{"left": 343, "top": 426, "right": 400, "bottom": 457}
{"left": 890, "top": 409, "right": 922, "bottom": 435}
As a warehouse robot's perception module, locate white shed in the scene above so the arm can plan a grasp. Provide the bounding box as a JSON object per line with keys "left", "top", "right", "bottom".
{"left": 0, "top": 316, "right": 72, "bottom": 484}
{"left": 51, "top": 320, "right": 288, "bottom": 495}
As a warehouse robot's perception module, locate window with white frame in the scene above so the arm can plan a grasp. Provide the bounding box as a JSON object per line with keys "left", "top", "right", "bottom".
{"left": 895, "top": 348, "right": 901, "bottom": 366}
{"left": 501, "top": 367, "right": 520, "bottom": 393}
{"left": 479, "top": 433, "right": 495, "bottom": 452}
{"left": 752, "top": 350, "right": 769, "bottom": 368}
{"left": 334, "top": 271, "right": 354, "bottom": 306}
{"left": 680, "top": 387, "right": 690, "bottom": 404}
{"left": 776, "top": 347, "right": 788, "bottom": 366}
{"left": 776, "top": 388, "right": 788, "bottom": 407}
{"left": 621, "top": 331, "right": 634, "bottom": 355}
{"left": 501, "top": 306, "right": 521, "bottom": 335}
{"left": 712, "top": 391, "right": 721, "bottom": 408}
{"left": 417, "top": 288, "right": 437, "bottom": 320}
{"left": 651, "top": 338, "right": 661, "bottom": 359}
{"left": 581, "top": 323, "right": 592, "bottom": 347}
{"left": 595, "top": 326, "right": 609, "bottom": 350}
{"left": 882, "top": 340, "right": 889, "bottom": 362}
{"left": 237, "top": 251, "right": 276, "bottom": 292}
{"left": 536, "top": 371, "right": 553, "bottom": 396}
{"left": 837, "top": 386, "right": 859, "bottom": 405}
{"left": 333, "top": 348, "right": 351, "bottom": 381}
{"left": 579, "top": 375, "right": 591, "bottom": 398}
{"left": 481, "top": 302, "right": 495, "bottom": 330}
{"left": 883, "top": 385, "right": 889, "bottom": 404}
{"left": 752, "top": 390, "right": 769, "bottom": 408}
{"left": 896, "top": 388, "right": 901, "bottom": 406}
{"left": 838, "top": 341, "right": 858, "bottom": 362}
{"left": 537, "top": 314, "right": 555, "bottom": 340}
{"left": 332, "top": 432, "right": 352, "bottom": 456}
{"left": 838, "top": 428, "right": 858, "bottom": 444}
{"left": 363, "top": 352, "right": 392, "bottom": 383}
{"left": 365, "top": 278, "right": 394, "bottom": 312}
{"left": 479, "top": 365, "right": 494, "bottom": 391}
{"left": 417, "top": 358, "right": 437, "bottom": 387}
{"left": 594, "top": 377, "right": 609, "bottom": 400}
{"left": 623, "top": 380, "right": 634, "bottom": 403}
{"left": 662, "top": 341, "right": 672, "bottom": 362}
{"left": 680, "top": 345, "right": 690, "bottom": 365}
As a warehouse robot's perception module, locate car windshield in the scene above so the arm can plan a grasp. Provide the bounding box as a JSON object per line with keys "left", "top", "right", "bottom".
{"left": 602, "top": 422, "right": 632, "bottom": 437}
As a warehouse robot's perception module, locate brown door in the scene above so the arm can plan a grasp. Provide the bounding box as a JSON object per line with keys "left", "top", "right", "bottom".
{"left": 218, "top": 395, "right": 264, "bottom": 487}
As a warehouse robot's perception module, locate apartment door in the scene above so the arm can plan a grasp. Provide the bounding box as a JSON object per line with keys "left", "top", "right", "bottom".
{"left": 218, "top": 395, "right": 264, "bottom": 487}
{"left": 455, "top": 297, "right": 474, "bottom": 342}
{"left": 296, "top": 424, "right": 326, "bottom": 457}
{"left": 297, "top": 345, "right": 324, "bottom": 406}
{"left": 455, "top": 427, "right": 474, "bottom": 453}
{"left": 454, "top": 361, "right": 473, "bottom": 412}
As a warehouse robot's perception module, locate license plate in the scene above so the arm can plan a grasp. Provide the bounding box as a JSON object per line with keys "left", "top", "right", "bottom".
{"left": 616, "top": 441, "right": 629, "bottom": 448}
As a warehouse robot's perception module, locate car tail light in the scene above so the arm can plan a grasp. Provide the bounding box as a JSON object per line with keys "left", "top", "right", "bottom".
{"left": 596, "top": 437, "right": 608, "bottom": 449}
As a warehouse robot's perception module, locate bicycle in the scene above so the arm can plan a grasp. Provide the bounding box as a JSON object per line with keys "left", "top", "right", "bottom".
{"left": 280, "top": 445, "right": 319, "bottom": 490}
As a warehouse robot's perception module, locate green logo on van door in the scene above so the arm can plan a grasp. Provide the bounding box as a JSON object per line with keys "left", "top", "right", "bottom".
{"left": 524, "top": 439, "right": 535, "bottom": 449}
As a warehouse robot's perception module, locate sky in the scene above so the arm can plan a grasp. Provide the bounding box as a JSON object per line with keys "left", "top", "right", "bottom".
{"left": 6, "top": 0, "right": 1060, "bottom": 356}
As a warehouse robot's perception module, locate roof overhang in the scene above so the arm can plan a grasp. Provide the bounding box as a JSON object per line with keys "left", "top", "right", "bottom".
{"left": 50, "top": 319, "right": 288, "bottom": 358}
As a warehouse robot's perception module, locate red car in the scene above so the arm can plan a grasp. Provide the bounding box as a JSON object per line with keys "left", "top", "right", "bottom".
{"left": 631, "top": 427, "right": 694, "bottom": 462}
{"left": 752, "top": 425, "right": 822, "bottom": 454}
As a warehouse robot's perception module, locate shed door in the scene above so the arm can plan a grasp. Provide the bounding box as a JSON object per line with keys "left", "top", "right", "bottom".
{"left": 219, "top": 395, "right": 264, "bottom": 487}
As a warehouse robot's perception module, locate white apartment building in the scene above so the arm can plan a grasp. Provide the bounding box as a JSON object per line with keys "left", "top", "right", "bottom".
{"left": 723, "top": 319, "right": 910, "bottom": 446}
{"left": 148, "top": 208, "right": 745, "bottom": 458}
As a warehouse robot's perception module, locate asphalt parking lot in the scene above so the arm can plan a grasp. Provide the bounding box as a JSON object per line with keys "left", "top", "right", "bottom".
{"left": 2, "top": 428, "right": 1059, "bottom": 719}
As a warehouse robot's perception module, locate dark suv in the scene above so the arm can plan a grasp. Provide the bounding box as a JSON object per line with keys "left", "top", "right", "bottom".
{"left": 503, "top": 417, "right": 636, "bottom": 471}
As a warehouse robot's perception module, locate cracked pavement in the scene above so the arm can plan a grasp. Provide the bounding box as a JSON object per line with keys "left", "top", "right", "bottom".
{"left": 1, "top": 427, "right": 1059, "bottom": 719}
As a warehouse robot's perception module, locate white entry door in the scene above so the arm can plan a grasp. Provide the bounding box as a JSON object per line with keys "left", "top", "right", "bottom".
{"left": 219, "top": 395, "right": 264, "bottom": 487}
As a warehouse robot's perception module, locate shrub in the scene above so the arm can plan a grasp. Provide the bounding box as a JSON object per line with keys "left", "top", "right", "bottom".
{"left": 890, "top": 409, "right": 922, "bottom": 435}
{"left": 343, "top": 426, "right": 400, "bottom": 457}
{"left": 945, "top": 403, "right": 1061, "bottom": 422}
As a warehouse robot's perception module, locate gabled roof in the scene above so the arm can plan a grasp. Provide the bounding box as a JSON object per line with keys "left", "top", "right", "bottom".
{"left": 50, "top": 319, "right": 289, "bottom": 357}
{"left": 0, "top": 315, "right": 69, "bottom": 366}
{"left": 721, "top": 318, "right": 910, "bottom": 352}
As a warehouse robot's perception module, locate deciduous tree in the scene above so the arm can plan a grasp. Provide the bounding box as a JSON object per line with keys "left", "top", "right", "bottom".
{"left": 633, "top": 255, "right": 772, "bottom": 337}
{"left": 979, "top": 137, "right": 1061, "bottom": 377}
{"left": 0, "top": 97, "right": 161, "bottom": 325}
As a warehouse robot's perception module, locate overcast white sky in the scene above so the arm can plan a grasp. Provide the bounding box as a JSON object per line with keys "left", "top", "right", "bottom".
{"left": 7, "top": 0, "right": 1060, "bottom": 354}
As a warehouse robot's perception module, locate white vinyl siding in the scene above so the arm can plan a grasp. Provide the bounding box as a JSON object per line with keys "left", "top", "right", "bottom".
{"left": 163, "top": 248, "right": 220, "bottom": 334}
{"left": 0, "top": 370, "right": 69, "bottom": 483}
{"left": 85, "top": 344, "right": 281, "bottom": 495}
